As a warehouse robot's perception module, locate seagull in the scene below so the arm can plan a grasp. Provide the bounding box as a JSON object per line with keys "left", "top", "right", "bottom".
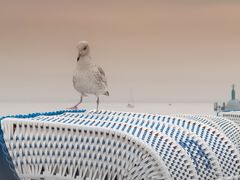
{"left": 69, "top": 41, "right": 109, "bottom": 111}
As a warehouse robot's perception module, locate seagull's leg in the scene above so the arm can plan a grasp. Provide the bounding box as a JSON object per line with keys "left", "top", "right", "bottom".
{"left": 96, "top": 96, "right": 100, "bottom": 112}
{"left": 68, "top": 96, "right": 83, "bottom": 110}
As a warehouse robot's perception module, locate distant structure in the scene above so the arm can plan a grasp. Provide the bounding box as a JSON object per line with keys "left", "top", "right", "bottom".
{"left": 215, "top": 84, "right": 240, "bottom": 127}
{"left": 214, "top": 84, "right": 240, "bottom": 113}
{"left": 225, "top": 84, "right": 240, "bottom": 111}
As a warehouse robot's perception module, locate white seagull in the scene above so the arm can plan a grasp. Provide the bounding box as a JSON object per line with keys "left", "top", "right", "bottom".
{"left": 69, "top": 41, "right": 109, "bottom": 111}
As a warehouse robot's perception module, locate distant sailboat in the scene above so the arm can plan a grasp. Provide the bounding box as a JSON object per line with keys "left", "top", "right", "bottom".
{"left": 126, "top": 89, "right": 135, "bottom": 108}
{"left": 127, "top": 103, "right": 135, "bottom": 108}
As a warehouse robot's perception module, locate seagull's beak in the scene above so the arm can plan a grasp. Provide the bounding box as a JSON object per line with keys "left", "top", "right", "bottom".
{"left": 77, "top": 53, "right": 81, "bottom": 62}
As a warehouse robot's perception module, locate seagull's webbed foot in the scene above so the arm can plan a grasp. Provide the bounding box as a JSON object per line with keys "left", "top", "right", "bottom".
{"left": 96, "top": 96, "right": 100, "bottom": 112}
{"left": 67, "top": 106, "right": 78, "bottom": 110}
{"left": 67, "top": 96, "right": 83, "bottom": 110}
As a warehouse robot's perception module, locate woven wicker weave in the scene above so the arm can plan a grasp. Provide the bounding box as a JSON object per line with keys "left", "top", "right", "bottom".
{"left": 1, "top": 110, "right": 240, "bottom": 180}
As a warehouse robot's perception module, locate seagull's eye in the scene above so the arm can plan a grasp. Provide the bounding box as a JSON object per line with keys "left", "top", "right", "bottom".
{"left": 83, "top": 46, "right": 87, "bottom": 50}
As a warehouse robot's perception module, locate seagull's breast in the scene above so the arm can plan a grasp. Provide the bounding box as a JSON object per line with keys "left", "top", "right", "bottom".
{"left": 73, "top": 66, "right": 107, "bottom": 95}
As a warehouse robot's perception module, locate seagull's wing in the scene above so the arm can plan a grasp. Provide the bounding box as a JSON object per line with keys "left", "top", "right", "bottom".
{"left": 94, "top": 65, "right": 108, "bottom": 87}
{"left": 73, "top": 75, "right": 77, "bottom": 87}
{"left": 98, "top": 66, "right": 106, "bottom": 77}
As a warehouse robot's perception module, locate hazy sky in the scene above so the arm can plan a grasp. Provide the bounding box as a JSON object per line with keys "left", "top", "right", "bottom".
{"left": 0, "top": 0, "right": 240, "bottom": 103}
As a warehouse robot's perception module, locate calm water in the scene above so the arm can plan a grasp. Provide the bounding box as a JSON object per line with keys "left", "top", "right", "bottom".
{"left": 0, "top": 102, "right": 214, "bottom": 116}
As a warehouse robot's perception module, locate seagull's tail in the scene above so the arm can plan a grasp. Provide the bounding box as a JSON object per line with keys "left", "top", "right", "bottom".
{"left": 104, "top": 91, "right": 110, "bottom": 96}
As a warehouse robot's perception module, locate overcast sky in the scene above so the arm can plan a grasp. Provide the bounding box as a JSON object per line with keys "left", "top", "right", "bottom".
{"left": 0, "top": 0, "right": 240, "bottom": 103}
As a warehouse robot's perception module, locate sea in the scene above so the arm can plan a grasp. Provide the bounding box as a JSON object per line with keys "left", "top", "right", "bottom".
{"left": 0, "top": 102, "right": 215, "bottom": 117}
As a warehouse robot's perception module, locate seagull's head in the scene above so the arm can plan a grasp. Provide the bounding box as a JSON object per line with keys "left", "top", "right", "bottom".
{"left": 76, "top": 41, "right": 90, "bottom": 61}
